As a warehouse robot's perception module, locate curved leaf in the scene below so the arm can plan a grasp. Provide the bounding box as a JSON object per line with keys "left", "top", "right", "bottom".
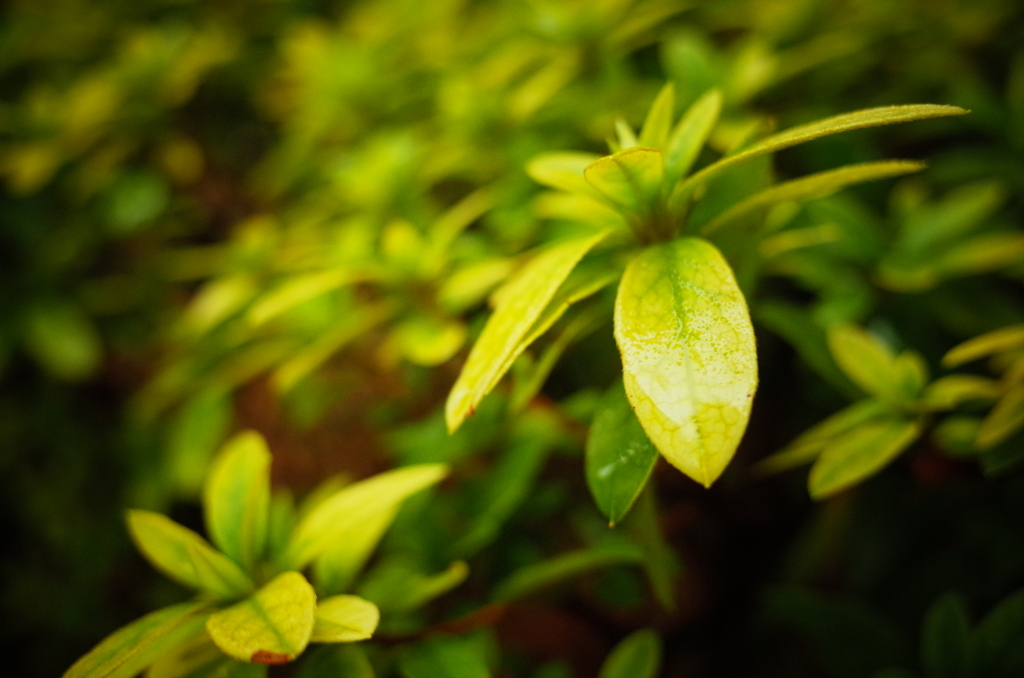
{"left": 598, "top": 629, "right": 662, "bottom": 678}
{"left": 204, "top": 430, "right": 271, "bottom": 570}
{"left": 206, "top": 571, "right": 316, "bottom": 664}
{"left": 663, "top": 88, "right": 722, "bottom": 188}
{"left": 638, "top": 83, "right": 675, "bottom": 149}
{"left": 310, "top": 596, "right": 380, "bottom": 643}
{"left": 614, "top": 237, "right": 757, "bottom": 487}
{"left": 584, "top": 148, "right": 664, "bottom": 217}
{"left": 942, "top": 325, "right": 1024, "bottom": 368}
{"left": 809, "top": 418, "right": 922, "bottom": 499}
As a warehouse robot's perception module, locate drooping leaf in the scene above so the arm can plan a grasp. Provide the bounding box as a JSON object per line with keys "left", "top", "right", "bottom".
{"left": 663, "top": 88, "right": 722, "bottom": 188}
{"left": 206, "top": 571, "right": 317, "bottom": 664}
{"left": 446, "top": 231, "right": 608, "bottom": 432}
{"left": 310, "top": 595, "right": 380, "bottom": 643}
{"left": 638, "top": 83, "right": 675, "bottom": 149}
{"left": 921, "top": 593, "right": 971, "bottom": 678}
{"left": 808, "top": 418, "right": 922, "bottom": 499}
{"left": 585, "top": 380, "right": 660, "bottom": 525}
{"left": 281, "top": 464, "right": 447, "bottom": 571}
{"left": 127, "top": 510, "right": 253, "bottom": 598}
{"left": 942, "top": 325, "right": 1024, "bottom": 367}
{"left": 64, "top": 602, "right": 210, "bottom": 678}
{"left": 598, "top": 629, "right": 662, "bottom": 678}
{"left": 204, "top": 430, "right": 271, "bottom": 570}
{"left": 614, "top": 237, "right": 757, "bottom": 487}
{"left": 700, "top": 161, "right": 925, "bottom": 236}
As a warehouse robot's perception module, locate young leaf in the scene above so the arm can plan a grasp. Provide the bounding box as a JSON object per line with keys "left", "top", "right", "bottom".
{"left": 127, "top": 510, "right": 253, "bottom": 598}
{"left": 942, "top": 324, "right": 1024, "bottom": 368}
{"left": 492, "top": 545, "right": 643, "bottom": 602}
{"left": 64, "top": 603, "right": 210, "bottom": 678}
{"left": 526, "top": 152, "right": 603, "bottom": 196}
{"left": 808, "top": 417, "right": 922, "bottom": 499}
{"left": 663, "top": 88, "right": 722, "bottom": 188}
{"left": 281, "top": 464, "right": 447, "bottom": 571}
{"left": 614, "top": 118, "right": 639, "bottom": 151}
{"left": 598, "top": 629, "right": 662, "bottom": 678}
{"left": 204, "top": 430, "right": 271, "bottom": 570}
{"left": 920, "top": 375, "right": 1001, "bottom": 410}
{"left": 310, "top": 595, "right": 380, "bottom": 643}
{"left": 674, "top": 104, "right": 967, "bottom": 204}
{"left": 206, "top": 571, "right": 317, "bottom": 664}
{"left": 977, "top": 384, "right": 1024, "bottom": 450}
{"left": 446, "top": 231, "right": 608, "bottom": 432}
{"left": 638, "top": 83, "right": 675, "bottom": 148}
{"left": 921, "top": 592, "right": 971, "bottom": 678}
{"left": 584, "top": 148, "right": 664, "bottom": 218}
{"left": 827, "top": 324, "right": 901, "bottom": 403}
{"left": 614, "top": 237, "right": 758, "bottom": 487}
{"left": 585, "top": 380, "right": 659, "bottom": 526}
{"left": 313, "top": 505, "right": 398, "bottom": 596}
{"left": 700, "top": 161, "right": 924, "bottom": 236}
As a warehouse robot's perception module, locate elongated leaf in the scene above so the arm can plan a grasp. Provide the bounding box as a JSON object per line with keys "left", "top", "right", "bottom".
{"left": 933, "top": 233, "right": 1024, "bottom": 277}
{"left": 624, "top": 484, "right": 678, "bottom": 611}
{"left": 206, "top": 572, "right": 316, "bottom": 664}
{"left": 446, "top": 231, "right": 608, "bottom": 432}
{"left": 282, "top": 464, "right": 447, "bottom": 570}
{"left": 827, "top": 324, "right": 902, "bottom": 403}
{"left": 598, "top": 629, "right": 662, "bottom": 678}
{"left": 977, "top": 384, "right": 1024, "bottom": 450}
{"left": 492, "top": 545, "right": 643, "bottom": 602}
{"left": 809, "top": 418, "right": 922, "bottom": 499}
{"left": 313, "top": 504, "right": 398, "bottom": 596}
{"left": 526, "top": 152, "right": 602, "bottom": 195}
{"left": 204, "top": 430, "right": 271, "bottom": 570}
{"left": 310, "top": 596, "right": 380, "bottom": 643}
{"left": 586, "top": 380, "right": 659, "bottom": 525}
{"left": 146, "top": 629, "right": 265, "bottom": 678}
{"left": 921, "top": 593, "right": 971, "bottom": 678}
{"left": 398, "top": 634, "right": 492, "bottom": 678}
{"left": 700, "top": 161, "right": 924, "bottom": 235}
{"left": 614, "top": 238, "right": 757, "bottom": 487}
{"left": 128, "top": 510, "right": 253, "bottom": 598}
{"left": 614, "top": 118, "right": 639, "bottom": 151}
{"left": 663, "top": 88, "right": 722, "bottom": 188}
{"left": 921, "top": 375, "right": 1001, "bottom": 410}
{"left": 64, "top": 602, "right": 210, "bottom": 678}
{"left": 942, "top": 325, "right": 1024, "bottom": 368}
{"left": 584, "top": 148, "right": 664, "bottom": 218}
{"left": 359, "top": 561, "right": 469, "bottom": 613}
{"left": 247, "top": 270, "right": 357, "bottom": 327}
{"left": 638, "top": 83, "right": 675, "bottom": 148}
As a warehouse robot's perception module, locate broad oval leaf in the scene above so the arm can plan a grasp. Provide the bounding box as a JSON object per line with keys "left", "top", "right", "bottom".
{"left": 64, "top": 603, "right": 210, "bottom": 678}
{"left": 598, "top": 628, "right": 662, "bottom": 678}
{"left": 585, "top": 380, "right": 659, "bottom": 526}
{"left": 310, "top": 595, "right": 380, "bottom": 643}
{"left": 206, "top": 571, "right": 317, "bottom": 664}
{"left": 808, "top": 417, "right": 922, "bottom": 499}
{"left": 282, "top": 463, "right": 447, "bottom": 571}
{"left": 446, "top": 231, "right": 608, "bottom": 432}
{"left": 614, "top": 237, "right": 757, "bottom": 487}
{"left": 127, "top": 510, "right": 253, "bottom": 599}
{"left": 204, "top": 430, "right": 271, "bottom": 570}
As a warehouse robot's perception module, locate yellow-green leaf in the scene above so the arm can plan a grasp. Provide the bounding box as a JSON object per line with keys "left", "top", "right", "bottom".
{"left": 310, "top": 596, "right": 380, "bottom": 643}
{"left": 977, "top": 384, "right": 1024, "bottom": 450}
{"left": 206, "top": 572, "right": 316, "bottom": 664}
{"left": 942, "top": 325, "right": 1024, "bottom": 368}
{"left": 809, "top": 418, "right": 922, "bottom": 499}
{"left": 281, "top": 464, "right": 447, "bottom": 571}
{"left": 526, "top": 152, "right": 602, "bottom": 196}
{"left": 921, "top": 375, "right": 1001, "bottom": 410}
{"left": 827, "top": 324, "right": 901, "bottom": 403}
{"left": 663, "top": 88, "right": 722, "bottom": 188}
{"left": 700, "top": 161, "right": 924, "bottom": 236}
{"left": 614, "top": 238, "right": 758, "bottom": 487}
{"left": 584, "top": 148, "right": 664, "bottom": 218}
{"left": 127, "top": 510, "right": 253, "bottom": 599}
{"left": 204, "top": 430, "right": 271, "bottom": 570}
{"left": 598, "top": 628, "right": 662, "bottom": 678}
{"left": 445, "top": 231, "right": 608, "bottom": 432}
{"left": 64, "top": 603, "right": 210, "bottom": 678}
{"left": 638, "top": 83, "right": 675, "bottom": 149}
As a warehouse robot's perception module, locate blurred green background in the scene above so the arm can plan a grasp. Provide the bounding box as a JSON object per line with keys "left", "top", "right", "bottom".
{"left": 2, "top": 0, "right": 1023, "bottom": 676}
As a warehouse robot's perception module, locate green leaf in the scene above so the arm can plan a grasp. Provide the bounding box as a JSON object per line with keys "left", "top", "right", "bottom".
{"left": 932, "top": 233, "right": 1024, "bottom": 278}
{"left": 942, "top": 325, "right": 1024, "bottom": 367}
{"left": 808, "top": 417, "right": 922, "bottom": 499}
{"left": 64, "top": 602, "right": 210, "bottom": 678}
{"left": 204, "top": 430, "right": 271, "bottom": 570}
{"left": 206, "top": 571, "right": 317, "bottom": 664}
{"left": 398, "top": 633, "right": 492, "bottom": 678}
{"left": 446, "top": 231, "right": 608, "bottom": 432}
{"left": 920, "top": 375, "right": 1001, "bottom": 410}
{"left": 675, "top": 104, "right": 967, "bottom": 202}
{"left": 247, "top": 269, "right": 359, "bottom": 327}
{"left": 614, "top": 238, "right": 757, "bottom": 487}
{"left": 310, "top": 595, "right": 380, "bottom": 643}
{"left": 638, "top": 83, "right": 675, "bottom": 149}
{"left": 584, "top": 148, "right": 664, "bottom": 219}
{"left": 663, "top": 88, "right": 722, "bottom": 189}
{"left": 614, "top": 118, "right": 639, "bottom": 151}
{"left": 359, "top": 561, "right": 469, "bottom": 614}
{"left": 700, "top": 161, "right": 925, "bottom": 236}
{"left": 977, "top": 384, "right": 1024, "bottom": 450}
{"left": 969, "top": 588, "right": 1024, "bottom": 678}
{"left": 827, "top": 324, "right": 902, "bottom": 403}
{"left": 127, "top": 510, "right": 253, "bottom": 599}
{"left": 585, "top": 380, "right": 659, "bottom": 525}
{"left": 296, "top": 645, "right": 376, "bottom": 678}
{"left": 24, "top": 301, "right": 102, "bottom": 381}
{"left": 282, "top": 463, "right": 447, "bottom": 571}
{"left": 526, "top": 152, "right": 602, "bottom": 196}
{"left": 166, "top": 387, "right": 232, "bottom": 495}
{"left": 492, "top": 545, "right": 643, "bottom": 602}
{"left": 623, "top": 485, "right": 679, "bottom": 611}
{"left": 147, "top": 631, "right": 268, "bottom": 678}
{"left": 598, "top": 629, "right": 662, "bottom": 678}
{"left": 921, "top": 593, "right": 971, "bottom": 678}
{"left": 312, "top": 503, "right": 398, "bottom": 596}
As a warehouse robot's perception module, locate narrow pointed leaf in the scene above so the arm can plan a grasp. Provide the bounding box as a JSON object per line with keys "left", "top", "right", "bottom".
{"left": 598, "top": 629, "right": 662, "bottom": 678}
{"left": 614, "top": 238, "right": 758, "bottom": 487}
{"left": 446, "top": 231, "right": 608, "bottom": 432}
{"left": 977, "top": 384, "right": 1024, "bottom": 450}
{"left": 663, "top": 88, "right": 722, "bottom": 188}
{"left": 809, "top": 418, "right": 922, "bottom": 499}
{"left": 942, "top": 324, "right": 1024, "bottom": 367}
{"left": 64, "top": 603, "right": 210, "bottom": 678}
{"left": 492, "top": 546, "right": 643, "bottom": 602}
{"left": 922, "top": 593, "right": 971, "bottom": 678}
{"left": 585, "top": 148, "right": 664, "bottom": 217}
{"left": 615, "top": 118, "right": 639, "bottom": 150}
{"left": 675, "top": 104, "right": 967, "bottom": 203}
{"left": 204, "top": 430, "right": 271, "bottom": 570}
{"left": 701, "top": 161, "right": 924, "bottom": 235}
{"left": 586, "top": 380, "right": 659, "bottom": 525}
{"left": 282, "top": 464, "right": 447, "bottom": 571}
{"left": 310, "top": 596, "right": 380, "bottom": 643}
{"left": 206, "top": 572, "right": 316, "bottom": 664}
{"left": 128, "top": 510, "right": 253, "bottom": 598}
{"left": 638, "top": 83, "right": 675, "bottom": 148}
{"left": 526, "top": 152, "right": 602, "bottom": 196}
